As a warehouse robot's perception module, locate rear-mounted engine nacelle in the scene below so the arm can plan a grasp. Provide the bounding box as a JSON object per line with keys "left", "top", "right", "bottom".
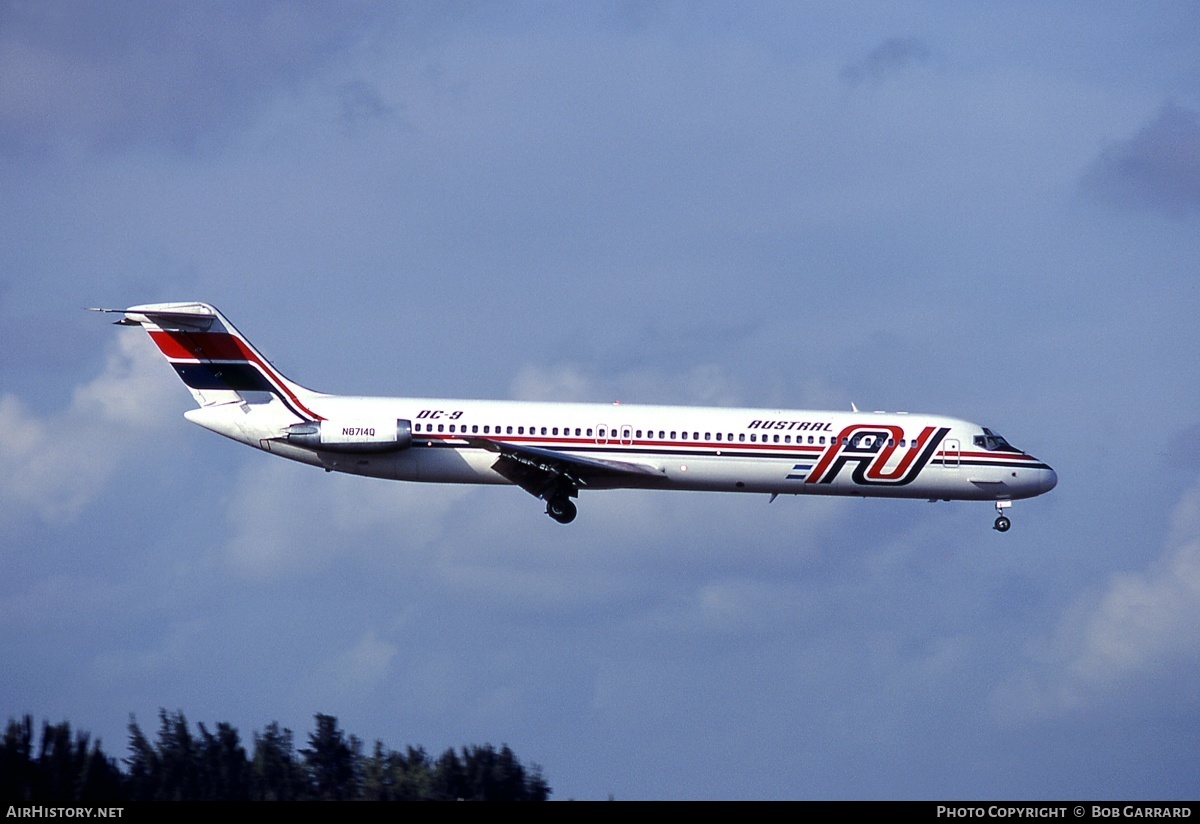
{"left": 284, "top": 419, "right": 412, "bottom": 453}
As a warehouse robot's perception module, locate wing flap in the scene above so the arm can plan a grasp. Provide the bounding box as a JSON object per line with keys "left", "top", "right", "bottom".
{"left": 463, "top": 436, "right": 666, "bottom": 498}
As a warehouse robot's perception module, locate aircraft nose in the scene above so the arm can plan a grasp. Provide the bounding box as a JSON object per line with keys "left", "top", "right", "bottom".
{"left": 1041, "top": 466, "right": 1058, "bottom": 494}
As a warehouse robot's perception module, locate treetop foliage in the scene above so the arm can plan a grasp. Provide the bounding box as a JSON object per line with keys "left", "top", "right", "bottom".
{"left": 0, "top": 711, "right": 549, "bottom": 802}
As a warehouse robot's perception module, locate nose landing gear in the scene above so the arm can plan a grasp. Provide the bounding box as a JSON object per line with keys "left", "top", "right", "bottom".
{"left": 993, "top": 500, "right": 1012, "bottom": 532}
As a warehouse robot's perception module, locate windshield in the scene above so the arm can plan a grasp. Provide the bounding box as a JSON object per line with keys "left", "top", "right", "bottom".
{"left": 973, "top": 427, "right": 1020, "bottom": 452}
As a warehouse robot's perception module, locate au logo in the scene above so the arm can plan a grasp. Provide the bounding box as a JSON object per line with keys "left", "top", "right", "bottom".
{"left": 805, "top": 425, "right": 949, "bottom": 486}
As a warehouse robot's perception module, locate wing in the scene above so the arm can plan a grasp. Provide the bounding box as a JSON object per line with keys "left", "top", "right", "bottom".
{"left": 462, "top": 437, "right": 667, "bottom": 499}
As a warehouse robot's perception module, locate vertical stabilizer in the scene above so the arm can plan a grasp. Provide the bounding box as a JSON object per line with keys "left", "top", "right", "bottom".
{"left": 98, "top": 302, "right": 323, "bottom": 422}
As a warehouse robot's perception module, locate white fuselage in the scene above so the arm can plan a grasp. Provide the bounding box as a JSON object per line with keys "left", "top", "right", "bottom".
{"left": 192, "top": 393, "right": 1056, "bottom": 503}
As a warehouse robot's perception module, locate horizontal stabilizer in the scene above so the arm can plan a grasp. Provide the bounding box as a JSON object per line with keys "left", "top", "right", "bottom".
{"left": 89, "top": 303, "right": 218, "bottom": 331}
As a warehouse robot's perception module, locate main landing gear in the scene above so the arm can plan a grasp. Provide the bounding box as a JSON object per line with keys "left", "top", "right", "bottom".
{"left": 993, "top": 500, "right": 1012, "bottom": 532}
{"left": 544, "top": 481, "right": 579, "bottom": 524}
{"left": 546, "top": 494, "right": 577, "bottom": 524}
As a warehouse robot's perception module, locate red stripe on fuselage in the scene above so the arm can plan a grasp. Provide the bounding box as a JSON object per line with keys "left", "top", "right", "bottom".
{"left": 418, "top": 432, "right": 829, "bottom": 457}
{"left": 955, "top": 450, "right": 1034, "bottom": 461}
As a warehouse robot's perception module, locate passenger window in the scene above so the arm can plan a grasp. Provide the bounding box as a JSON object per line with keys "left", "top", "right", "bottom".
{"left": 541, "top": 427, "right": 547, "bottom": 435}
{"left": 681, "top": 432, "right": 688, "bottom": 440}
{"left": 705, "top": 433, "right": 711, "bottom": 441}
{"left": 739, "top": 433, "right": 745, "bottom": 442}
{"left": 716, "top": 433, "right": 722, "bottom": 441}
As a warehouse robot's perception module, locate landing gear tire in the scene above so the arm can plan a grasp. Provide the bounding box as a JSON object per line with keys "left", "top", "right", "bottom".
{"left": 547, "top": 496, "right": 577, "bottom": 524}
{"left": 994, "top": 515, "right": 1011, "bottom": 532}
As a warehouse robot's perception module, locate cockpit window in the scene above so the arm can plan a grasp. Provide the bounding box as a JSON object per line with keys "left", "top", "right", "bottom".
{"left": 973, "top": 427, "right": 1019, "bottom": 452}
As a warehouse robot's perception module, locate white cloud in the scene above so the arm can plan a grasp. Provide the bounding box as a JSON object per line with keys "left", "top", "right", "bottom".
{"left": 1081, "top": 103, "right": 1200, "bottom": 215}
{"left": 72, "top": 329, "right": 183, "bottom": 426}
{"left": 324, "top": 630, "right": 399, "bottom": 697}
{"left": 220, "top": 457, "right": 469, "bottom": 578}
{"left": 992, "top": 476, "right": 1200, "bottom": 721}
{"left": 0, "top": 332, "right": 179, "bottom": 522}
{"left": 509, "top": 361, "right": 745, "bottom": 408}
{"left": 509, "top": 363, "right": 597, "bottom": 402}
{"left": 841, "top": 37, "right": 932, "bottom": 87}
{"left": 648, "top": 578, "right": 804, "bottom": 636}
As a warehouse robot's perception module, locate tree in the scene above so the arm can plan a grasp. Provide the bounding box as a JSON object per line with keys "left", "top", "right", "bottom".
{"left": 124, "top": 715, "right": 158, "bottom": 800}
{"left": 153, "top": 710, "right": 197, "bottom": 800}
{"left": 0, "top": 715, "right": 36, "bottom": 802}
{"left": 300, "top": 714, "right": 360, "bottom": 800}
{"left": 7, "top": 711, "right": 550, "bottom": 801}
{"left": 37, "top": 721, "right": 84, "bottom": 801}
{"left": 250, "top": 721, "right": 302, "bottom": 801}
{"left": 196, "top": 721, "right": 249, "bottom": 800}
{"left": 0, "top": 716, "right": 123, "bottom": 803}
{"left": 360, "top": 739, "right": 393, "bottom": 800}
{"left": 432, "top": 747, "right": 467, "bottom": 801}
{"left": 393, "top": 745, "right": 434, "bottom": 801}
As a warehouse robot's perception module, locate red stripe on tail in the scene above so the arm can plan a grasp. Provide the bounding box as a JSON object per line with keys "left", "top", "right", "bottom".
{"left": 149, "top": 330, "right": 256, "bottom": 361}
{"left": 149, "top": 329, "right": 322, "bottom": 421}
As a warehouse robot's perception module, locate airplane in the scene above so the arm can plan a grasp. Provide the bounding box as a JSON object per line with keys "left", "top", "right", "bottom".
{"left": 92, "top": 302, "right": 1056, "bottom": 531}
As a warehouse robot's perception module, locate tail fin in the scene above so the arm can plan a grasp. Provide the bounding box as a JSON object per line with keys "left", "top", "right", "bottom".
{"left": 93, "top": 302, "right": 323, "bottom": 422}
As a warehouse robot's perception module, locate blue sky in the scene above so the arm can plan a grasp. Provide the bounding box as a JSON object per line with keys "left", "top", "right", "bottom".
{"left": 2, "top": 1, "right": 1199, "bottom": 799}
